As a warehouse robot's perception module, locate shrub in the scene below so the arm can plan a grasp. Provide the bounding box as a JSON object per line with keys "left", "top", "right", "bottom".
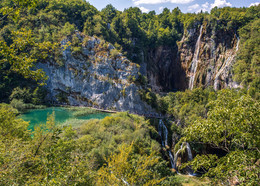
{"left": 110, "top": 49, "right": 119, "bottom": 58}
{"left": 56, "top": 91, "right": 69, "bottom": 104}
{"left": 10, "top": 87, "right": 32, "bottom": 103}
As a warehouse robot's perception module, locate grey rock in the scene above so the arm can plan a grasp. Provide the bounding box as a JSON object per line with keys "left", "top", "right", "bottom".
{"left": 37, "top": 35, "right": 152, "bottom": 114}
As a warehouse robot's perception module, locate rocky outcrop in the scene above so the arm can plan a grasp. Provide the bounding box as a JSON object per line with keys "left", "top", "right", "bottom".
{"left": 38, "top": 32, "right": 152, "bottom": 113}
{"left": 145, "top": 46, "right": 186, "bottom": 92}
{"left": 140, "top": 22, "right": 241, "bottom": 92}
{"left": 178, "top": 22, "right": 241, "bottom": 90}
{"left": 39, "top": 21, "right": 242, "bottom": 110}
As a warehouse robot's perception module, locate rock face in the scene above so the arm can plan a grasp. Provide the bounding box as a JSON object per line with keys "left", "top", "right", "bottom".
{"left": 145, "top": 46, "right": 186, "bottom": 92}
{"left": 178, "top": 22, "right": 241, "bottom": 90}
{"left": 142, "top": 22, "right": 241, "bottom": 91}
{"left": 39, "top": 22, "right": 242, "bottom": 111}
{"left": 39, "top": 32, "right": 152, "bottom": 113}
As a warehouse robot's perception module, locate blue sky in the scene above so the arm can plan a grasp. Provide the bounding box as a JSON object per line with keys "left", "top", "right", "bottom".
{"left": 86, "top": 0, "right": 259, "bottom": 13}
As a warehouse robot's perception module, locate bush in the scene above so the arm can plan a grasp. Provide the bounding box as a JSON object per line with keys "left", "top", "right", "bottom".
{"left": 10, "top": 87, "right": 31, "bottom": 103}
{"left": 9, "top": 87, "right": 47, "bottom": 106}
{"left": 110, "top": 49, "right": 119, "bottom": 58}
{"left": 10, "top": 99, "right": 28, "bottom": 112}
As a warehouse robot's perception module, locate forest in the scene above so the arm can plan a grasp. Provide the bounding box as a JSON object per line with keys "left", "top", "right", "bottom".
{"left": 0, "top": 0, "right": 259, "bottom": 185}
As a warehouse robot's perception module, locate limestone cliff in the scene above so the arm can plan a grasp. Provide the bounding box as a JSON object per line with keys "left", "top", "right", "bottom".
{"left": 39, "top": 22, "right": 242, "bottom": 111}
{"left": 145, "top": 46, "right": 186, "bottom": 92}
{"left": 38, "top": 32, "right": 152, "bottom": 113}
{"left": 178, "top": 22, "right": 241, "bottom": 90}
{"left": 142, "top": 22, "right": 241, "bottom": 92}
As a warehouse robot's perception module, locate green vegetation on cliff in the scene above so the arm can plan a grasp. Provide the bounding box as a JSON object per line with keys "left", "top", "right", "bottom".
{"left": 1, "top": 0, "right": 259, "bottom": 101}
{"left": 0, "top": 0, "right": 259, "bottom": 185}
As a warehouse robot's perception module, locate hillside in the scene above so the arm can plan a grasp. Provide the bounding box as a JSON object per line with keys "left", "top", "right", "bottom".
{"left": 0, "top": 0, "right": 259, "bottom": 185}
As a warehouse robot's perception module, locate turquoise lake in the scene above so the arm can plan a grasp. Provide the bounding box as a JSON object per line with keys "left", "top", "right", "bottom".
{"left": 20, "top": 107, "right": 111, "bottom": 131}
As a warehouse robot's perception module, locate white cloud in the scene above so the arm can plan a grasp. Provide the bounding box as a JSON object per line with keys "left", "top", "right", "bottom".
{"left": 187, "top": 0, "right": 232, "bottom": 13}
{"left": 139, "top": 6, "right": 150, "bottom": 13}
{"left": 187, "top": 2, "right": 210, "bottom": 13}
{"left": 200, "top": 2, "right": 210, "bottom": 12}
{"left": 249, "top": 2, "right": 260, "bottom": 7}
{"left": 188, "top": 4, "right": 200, "bottom": 11}
{"left": 159, "top": 6, "right": 164, "bottom": 11}
{"left": 132, "top": 0, "right": 194, "bottom": 6}
{"left": 210, "top": 0, "right": 232, "bottom": 9}
{"left": 202, "top": 2, "right": 209, "bottom": 9}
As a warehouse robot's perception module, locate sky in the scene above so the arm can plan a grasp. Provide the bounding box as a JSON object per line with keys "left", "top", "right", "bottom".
{"left": 86, "top": 0, "right": 260, "bottom": 13}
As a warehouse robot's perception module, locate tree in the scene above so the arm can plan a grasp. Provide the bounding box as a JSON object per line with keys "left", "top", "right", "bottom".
{"left": 0, "top": 29, "right": 49, "bottom": 84}
{"left": 0, "top": 0, "right": 38, "bottom": 20}
{"left": 101, "top": 4, "right": 117, "bottom": 24}
{"left": 97, "top": 143, "right": 165, "bottom": 185}
{"left": 180, "top": 89, "right": 260, "bottom": 184}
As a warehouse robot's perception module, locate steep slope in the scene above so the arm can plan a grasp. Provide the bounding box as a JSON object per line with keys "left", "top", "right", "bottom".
{"left": 38, "top": 32, "right": 152, "bottom": 113}
{"left": 140, "top": 23, "right": 241, "bottom": 92}
{"left": 178, "top": 22, "right": 241, "bottom": 90}
{"left": 144, "top": 45, "right": 186, "bottom": 92}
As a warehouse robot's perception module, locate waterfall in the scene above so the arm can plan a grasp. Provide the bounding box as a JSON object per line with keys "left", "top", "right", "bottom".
{"left": 235, "top": 34, "right": 240, "bottom": 52}
{"left": 158, "top": 119, "right": 168, "bottom": 147}
{"left": 158, "top": 120, "right": 195, "bottom": 172}
{"left": 173, "top": 142, "right": 195, "bottom": 175}
{"left": 158, "top": 119, "right": 174, "bottom": 168}
{"left": 163, "top": 122, "right": 168, "bottom": 147}
{"left": 168, "top": 151, "right": 175, "bottom": 168}
{"left": 186, "top": 142, "right": 195, "bottom": 175}
{"left": 189, "top": 25, "right": 203, "bottom": 90}
{"left": 214, "top": 36, "right": 240, "bottom": 90}
{"left": 173, "top": 143, "right": 184, "bottom": 169}
{"left": 186, "top": 142, "right": 193, "bottom": 161}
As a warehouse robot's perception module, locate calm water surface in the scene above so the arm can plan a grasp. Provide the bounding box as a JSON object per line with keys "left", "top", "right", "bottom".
{"left": 20, "top": 107, "right": 110, "bottom": 131}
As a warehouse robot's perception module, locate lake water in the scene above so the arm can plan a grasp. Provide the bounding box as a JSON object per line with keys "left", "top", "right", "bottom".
{"left": 20, "top": 107, "right": 110, "bottom": 131}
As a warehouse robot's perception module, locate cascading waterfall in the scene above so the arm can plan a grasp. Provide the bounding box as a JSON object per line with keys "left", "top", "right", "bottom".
{"left": 158, "top": 120, "right": 195, "bottom": 174}
{"left": 189, "top": 25, "right": 204, "bottom": 90}
{"left": 158, "top": 119, "right": 174, "bottom": 168}
{"left": 214, "top": 35, "right": 240, "bottom": 90}
{"left": 173, "top": 143, "right": 184, "bottom": 170}
{"left": 186, "top": 142, "right": 195, "bottom": 175}
{"left": 168, "top": 151, "right": 175, "bottom": 168}
{"left": 173, "top": 142, "right": 195, "bottom": 175}
{"left": 186, "top": 142, "right": 193, "bottom": 161}
{"left": 159, "top": 119, "right": 168, "bottom": 147}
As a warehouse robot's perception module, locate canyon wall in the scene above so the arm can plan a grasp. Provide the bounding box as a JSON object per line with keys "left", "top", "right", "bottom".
{"left": 143, "top": 22, "right": 241, "bottom": 91}
{"left": 39, "top": 21, "right": 242, "bottom": 111}
{"left": 179, "top": 22, "right": 241, "bottom": 90}
{"left": 38, "top": 32, "right": 152, "bottom": 113}
{"left": 144, "top": 45, "right": 186, "bottom": 92}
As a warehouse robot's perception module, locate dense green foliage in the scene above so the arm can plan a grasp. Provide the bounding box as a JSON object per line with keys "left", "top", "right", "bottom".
{"left": 181, "top": 90, "right": 259, "bottom": 184}
{"left": 159, "top": 88, "right": 260, "bottom": 184}
{"left": 0, "top": 0, "right": 259, "bottom": 184}
{"left": 0, "top": 107, "right": 180, "bottom": 185}
{"left": 0, "top": 0, "right": 259, "bottom": 105}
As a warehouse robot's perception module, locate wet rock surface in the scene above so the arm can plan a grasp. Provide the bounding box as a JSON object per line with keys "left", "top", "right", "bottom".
{"left": 178, "top": 23, "right": 241, "bottom": 90}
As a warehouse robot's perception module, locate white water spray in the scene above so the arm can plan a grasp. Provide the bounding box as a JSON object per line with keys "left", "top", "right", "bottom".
{"left": 189, "top": 25, "right": 203, "bottom": 90}
{"left": 186, "top": 142, "right": 193, "bottom": 161}
{"left": 173, "top": 143, "right": 184, "bottom": 170}
{"left": 158, "top": 119, "right": 174, "bottom": 168}
{"left": 158, "top": 119, "right": 168, "bottom": 147}
{"left": 168, "top": 151, "right": 175, "bottom": 168}
{"left": 186, "top": 142, "right": 195, "bottom": 175}
{"left": 173, "top": 142, "right": 195, "bottom": 175}
{"left": 214, "top": 36, "right": 240, "bottom": 90}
